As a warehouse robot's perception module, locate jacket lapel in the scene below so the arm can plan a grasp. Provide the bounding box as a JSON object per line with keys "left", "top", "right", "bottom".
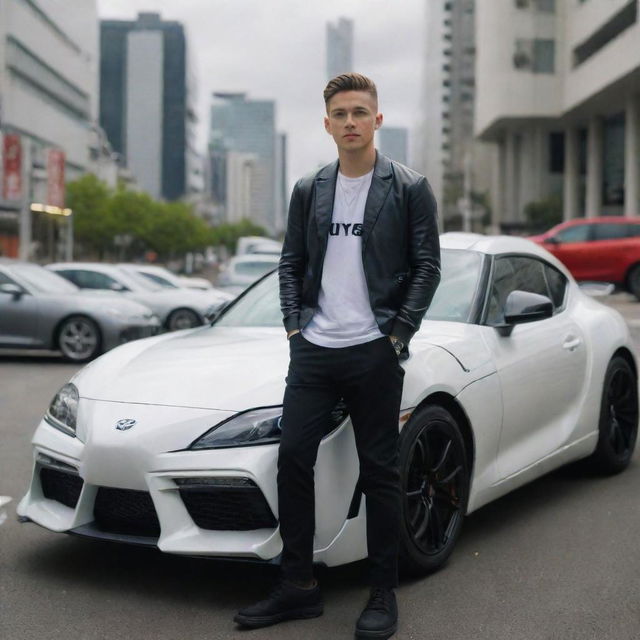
{"left": 314, "top": 160, "right": 338, "bottom": 241}
{"left": 362, "top": 153, "right": 393, "bottom": 250}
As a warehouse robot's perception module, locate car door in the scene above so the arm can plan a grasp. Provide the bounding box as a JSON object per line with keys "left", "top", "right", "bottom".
{"left": 589, "top": 223, "right": 636, "bottom": 282}
{"left": 481, "top": 255, "right": 587, "bottom": 480}
{"left": 544, "top": 223, "right": 596, "bottom": 280}
{"left": 0, "top": 270, "right": 40, "bottom": 347}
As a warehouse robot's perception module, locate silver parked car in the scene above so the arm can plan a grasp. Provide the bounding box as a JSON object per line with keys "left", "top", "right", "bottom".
{"left": 0, "top": 259, "right": 160, "bottom": 362}
{"left": 48, "top": 262, "right": 233, "bottom": 331}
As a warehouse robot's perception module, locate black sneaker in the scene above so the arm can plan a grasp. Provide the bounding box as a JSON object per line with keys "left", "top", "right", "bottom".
{"left": 355, "top": 587, "right": 398, "bottom": 639}
{"left": 234, "top": 581, "right": 323, "bottom": 629}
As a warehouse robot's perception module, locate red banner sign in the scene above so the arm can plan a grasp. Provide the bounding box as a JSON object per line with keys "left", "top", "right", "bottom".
{"left": 2, "top": 134, "right": 22, "bottom": 201}
{"left": 47, "top": 149, "right": 66, "bottom": 208}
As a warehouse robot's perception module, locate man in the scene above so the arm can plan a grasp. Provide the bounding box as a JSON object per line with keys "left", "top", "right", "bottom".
{"left": 235, "top": 73, "right": 441, "bottom": 639}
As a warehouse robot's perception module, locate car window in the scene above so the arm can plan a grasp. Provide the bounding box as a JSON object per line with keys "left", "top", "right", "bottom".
{"left": 8, "top": 264, "right": 77, "bottom": 293}
{"left": 61, "top": 269, "right": 125, "bottom": 290}
{"left": 486, "top": 256, "right": 556, "bottom": 325}
{"left": 543, "top": 264, "right": 567, "bottom": 309}
{"left": 626, "top": 224, "right": 640, "bottom": 238}
{"left": 593, "top": 224, "right": 628, "bottom": 241}
{"left": 234, "top": 261, "right": 279, "bottom": 277}
{"left": 0, "top": 270, "right": 18, "bottom": 287}
{"left": 138, "top": 270, "right": 179, "bottom": 288}
{"left": 554, "top": 224, "right": 592, "bottom": 243}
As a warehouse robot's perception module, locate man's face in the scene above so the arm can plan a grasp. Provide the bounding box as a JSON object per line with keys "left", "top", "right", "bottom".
{"left": 324, "top": 90, "right": 383, "bottom": 154}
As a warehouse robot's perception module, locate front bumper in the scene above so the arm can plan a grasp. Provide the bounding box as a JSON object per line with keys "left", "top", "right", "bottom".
{"left": 17, "top": 399, "right": 367, "bottom": 566}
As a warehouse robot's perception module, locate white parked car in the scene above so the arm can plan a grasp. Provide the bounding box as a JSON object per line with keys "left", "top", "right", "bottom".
{"left": 19, "top": 235, "right": 638, "bottom": 575}
{"left": 217, "top": 254, "right": 280, "bottom": 295}
{"left": 48, "top": 263, "right": 233, "bottom": 332}
{"left": 122, "top": 264, "right": 214, "bottom": 291}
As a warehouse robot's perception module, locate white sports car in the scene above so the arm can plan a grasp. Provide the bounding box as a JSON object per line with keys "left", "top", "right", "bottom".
{"left": 18, "top": 234, "right": 638, "bottom": 575}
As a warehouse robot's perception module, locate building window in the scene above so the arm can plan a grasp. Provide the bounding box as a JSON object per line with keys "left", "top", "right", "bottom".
{"left": 549, "top": 132, "right": 565, "bottom": 174}
{"left": 603, "top": 113, "right": 625, "bottom": 206}
{"left": 513, "top": 39, "right": 555, "bottom": 73}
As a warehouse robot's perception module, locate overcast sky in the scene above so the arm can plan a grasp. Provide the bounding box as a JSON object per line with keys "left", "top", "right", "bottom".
{"left": 97, "top": 0, "right": 426, "bottom": 189}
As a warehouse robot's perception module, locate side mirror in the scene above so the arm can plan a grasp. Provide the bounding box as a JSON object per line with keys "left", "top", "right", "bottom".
{"left": 495, "top": 290, "right": 553, "bottom": 336}
{"left": 0, "top": 283, "right": 25, "bottom": 299}
{"left": 544, "top": 236, "right": 560, "bottom": 245}
{"left": 109, "top": 282, "right": 128, "bottom": 292}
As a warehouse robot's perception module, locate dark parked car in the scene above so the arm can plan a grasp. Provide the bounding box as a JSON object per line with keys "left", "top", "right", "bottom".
{"left": 0, "top": 259, "right": 159, "bottom": 361}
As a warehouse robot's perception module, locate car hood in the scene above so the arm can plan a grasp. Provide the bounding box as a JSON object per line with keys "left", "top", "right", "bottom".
{"left": 48, "top": 290, "right": 154, "bottom": 316}
{"left": 73, "top": 321, "right": 491, "bottom": 411}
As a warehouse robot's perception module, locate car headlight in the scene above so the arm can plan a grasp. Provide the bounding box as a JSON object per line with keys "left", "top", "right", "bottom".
{"left": 44, "top": 383, "right": 78, "bottom": 437}
{"left": 190, "top": 400, "right": 349, "bottom": 450}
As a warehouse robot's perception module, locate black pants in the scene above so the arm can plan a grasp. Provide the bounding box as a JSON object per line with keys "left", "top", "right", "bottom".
{"left": 277, "top": 333, "right": 404, "bottom": 588}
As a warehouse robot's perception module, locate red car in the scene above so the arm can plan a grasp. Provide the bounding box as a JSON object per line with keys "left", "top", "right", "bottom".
{"left": 530, "top": 217, "right": 640, "bottom": 299}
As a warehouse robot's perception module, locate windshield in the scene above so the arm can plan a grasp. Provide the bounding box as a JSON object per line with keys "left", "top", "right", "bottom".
{"left": 116, "top": 267, "right": 163, "bottom": 291}
{"left": 216, "top": 249, "right": 483, "bottom": 328}
{"left": 138, "top": 269, "right": 180, "bottom": 289}
{"left": 8, "top": 264, "right": 79, "bottom": 294}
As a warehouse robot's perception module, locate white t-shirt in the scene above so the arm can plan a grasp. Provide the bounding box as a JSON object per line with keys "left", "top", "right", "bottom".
{"left": 303, "top": 169, "right": 384, "bottom": 348}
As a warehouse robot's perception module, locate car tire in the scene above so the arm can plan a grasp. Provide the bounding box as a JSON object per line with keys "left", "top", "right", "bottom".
{"left": 398, "top": 404, "right": 469, "bottom": 577}
{"left": 587, "top": 356, "right": 638, "bottom": 475}
{"left": 626, "top": 264, "right": 640, "bottom": 300}
{"left": 57, "top": 315, "right": 102, "bottom": 362}
{"left": 166, "top": 308, "right": 202, "bottom": 331}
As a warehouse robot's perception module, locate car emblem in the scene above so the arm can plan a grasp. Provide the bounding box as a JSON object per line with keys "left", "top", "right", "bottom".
{"left": 115, "top": 418, "right": 137, "bottom": 431}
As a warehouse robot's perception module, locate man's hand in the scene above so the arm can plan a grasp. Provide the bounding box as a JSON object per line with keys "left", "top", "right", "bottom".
{"left": 287, "top": 329, "right": 301, "bottom": 340}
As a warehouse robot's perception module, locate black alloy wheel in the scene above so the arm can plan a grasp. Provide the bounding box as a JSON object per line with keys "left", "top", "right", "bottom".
{"left": 398, "top": 404, "right": 469, "bottom": 576}
{"left": 166, "top": 308, "right": 202, "bottom": 331}
{"left": 588, "top": 356, "right": 639, "bottom": 474}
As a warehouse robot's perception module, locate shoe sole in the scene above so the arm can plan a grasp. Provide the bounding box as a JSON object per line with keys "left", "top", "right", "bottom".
{"left": 354, "top": 622, "right": 398, "bottom": 639}
{"left": 234, "top": 604, "right": 323, "bottom": 629}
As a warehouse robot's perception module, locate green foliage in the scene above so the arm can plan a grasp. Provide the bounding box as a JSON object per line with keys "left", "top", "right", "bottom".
{"left": 65, "top": 174, "right": 266, "bottom": 260}
{"left": 524, "top": 194, "right": 563, "bottom": 232}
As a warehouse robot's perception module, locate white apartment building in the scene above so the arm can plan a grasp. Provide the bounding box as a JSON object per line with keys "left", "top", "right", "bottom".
{"left": 476, "top": 0, "right": 640, "bottom": 230}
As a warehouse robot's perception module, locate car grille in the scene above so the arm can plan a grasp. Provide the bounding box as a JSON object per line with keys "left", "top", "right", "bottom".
{"left": 178, "top": 481, "right": 277, "bottom": 530}
{"left": 40, "top": 467, "right": 83, "bottom": 508}
{"left": 93, "top": 487, "right": 160, "bottom": 537}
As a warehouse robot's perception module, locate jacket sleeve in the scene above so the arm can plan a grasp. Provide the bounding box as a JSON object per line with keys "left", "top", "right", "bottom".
{"left": 279, "top": 181, "right": 306, "bottom": 332}
{"left": 391, "top": 176, "right": 441, "bottom": 343}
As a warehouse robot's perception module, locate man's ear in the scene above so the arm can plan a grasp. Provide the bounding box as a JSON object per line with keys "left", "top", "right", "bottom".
{"left": 375, "top": 113, "right": 383, "bottom": 129}
{"left": 324, "top": 116, "right": 331, "bottom": 134}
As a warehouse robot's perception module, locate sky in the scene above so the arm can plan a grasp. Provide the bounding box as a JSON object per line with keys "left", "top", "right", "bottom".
{"left": 96, "top": 0, "right": 426, "bottom": 190}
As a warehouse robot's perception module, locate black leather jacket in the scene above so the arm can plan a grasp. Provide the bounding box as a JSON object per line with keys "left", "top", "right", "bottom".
{"left": 279, "top": 153, "right": 441, "bottom": 344}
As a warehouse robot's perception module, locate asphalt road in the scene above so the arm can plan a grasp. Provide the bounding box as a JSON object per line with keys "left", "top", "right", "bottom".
{"left": 1, "top": 295, "right": 640, "bottom": 640}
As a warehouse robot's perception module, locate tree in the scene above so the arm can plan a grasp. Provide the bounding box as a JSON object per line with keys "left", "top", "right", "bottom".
{"left": 65, "top": 174, "right": 113, "bottom": 258}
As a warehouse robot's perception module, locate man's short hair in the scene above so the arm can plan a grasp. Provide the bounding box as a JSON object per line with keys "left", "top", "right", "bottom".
{"left": 323, "top": 73, "right": 378, "bottom": 107}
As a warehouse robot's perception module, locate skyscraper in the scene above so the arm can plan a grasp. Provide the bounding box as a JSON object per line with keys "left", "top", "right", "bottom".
{"left": 209, "top": 93, "right": 277, "bottom": 233}
{"left": 420, "top": 0, "right": 492, "bottom": 229}
{"left": 326, "top": 18, "right": 354, "bottom": 80}
{"left": 100, "top": 13, "right": 201, "bottom": 201}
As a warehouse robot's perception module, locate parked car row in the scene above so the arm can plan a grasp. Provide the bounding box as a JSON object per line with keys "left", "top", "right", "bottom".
{"left": 0, "top": 260, "right": 235, "bottom": 362}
